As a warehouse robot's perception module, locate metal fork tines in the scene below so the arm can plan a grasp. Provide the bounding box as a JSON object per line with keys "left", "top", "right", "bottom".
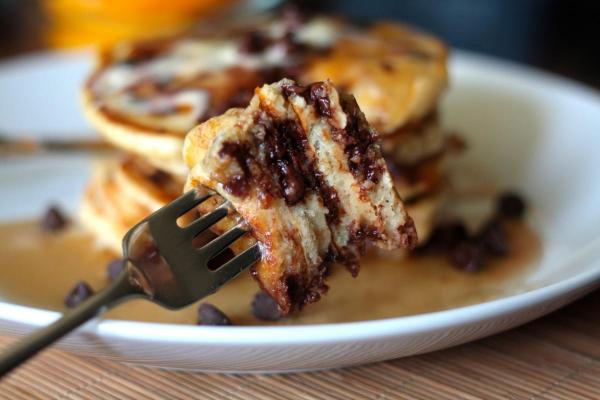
{"left": 0, "top": 189, "right": 261, "bottom": 377}
{"left": 126, "top": 190, "right": 262, "bottom": 308}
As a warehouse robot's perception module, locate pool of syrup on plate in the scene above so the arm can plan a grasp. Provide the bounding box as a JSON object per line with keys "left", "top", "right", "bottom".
{"left": 0, "top": 219, "right": 540, "bottom": 325}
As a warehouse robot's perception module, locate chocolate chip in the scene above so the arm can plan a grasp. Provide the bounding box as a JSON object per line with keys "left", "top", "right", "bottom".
{"left": 497, "top": 192, "right": 526, "bottom": 219}
{"left": 197, "top": 303, "right": 232, "bottom": 326}
{"left": 309, "top": 82, "right": 332, "bottom": 117}
{"left": 477, "top": 219, "right": 510, "bottom": 257}
{"left": 223, "top": 174, "right": 250, "bottom": 197}
{"left": 251, "top": 291, "right": 283, "bottom": 321}
{"left": 41, "top": 205, "right": 68, "bottom": 232}
{"left": 449, "top": 241, "right": 485, "bottom": 273}
{"left": 420, "top": 221, "right": 468, "bottom": 254}
{"left": 279, "top": 160, "right": 305, "bottom": 204}
{"left": 65, "top": 281, "right": 94, "bottom": 308}
{"left": 106, "top": 259, "right": 125, "bottom": 281}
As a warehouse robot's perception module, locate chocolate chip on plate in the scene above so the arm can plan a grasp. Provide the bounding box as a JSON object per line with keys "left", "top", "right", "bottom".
{"left": 197, "top": 303, "right": 232, "bottom": 326}
{"left": 65, "top": 281, "right": 94, "bottom": 308}
{"left": 420, "top": 221, "right": 468, "bottom": 254}
{"left": 106, "top": 259, "right": 125, "bottom": 281}
{"left": 449, "top": 241, "right": 485, "bottom": 273}
{"left": 497, "top": 191, "right": 526, "bottom": 219}
{"left": 41, "top": 205, "right": 68, "bottom": 232}
{"left": 477, "top": 219, "right": 510, "bottom": 257}
{"left": 251, "top": 291, "right": 283, "bottom": 321}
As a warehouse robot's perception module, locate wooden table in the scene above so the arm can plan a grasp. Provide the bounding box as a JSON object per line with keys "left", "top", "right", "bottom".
{"left": 1, "top": 289, "right": 598, "bottom": 399}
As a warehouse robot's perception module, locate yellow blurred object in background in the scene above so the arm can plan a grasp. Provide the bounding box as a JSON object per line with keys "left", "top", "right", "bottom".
{"left": 43, "top": 0, "right": 234, "bottom": 49}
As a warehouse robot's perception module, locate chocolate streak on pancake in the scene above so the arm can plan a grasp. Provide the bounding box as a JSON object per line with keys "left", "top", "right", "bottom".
{"left": 336, "top": 93, "right": 384, "bottom": 189}
{"left": 226, "top": 82, "right": 410, "bottom": 307}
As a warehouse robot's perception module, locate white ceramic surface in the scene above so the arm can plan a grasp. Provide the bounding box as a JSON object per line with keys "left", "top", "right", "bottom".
{"left": 0, "top": 51, "right": 599, "bottom": 372}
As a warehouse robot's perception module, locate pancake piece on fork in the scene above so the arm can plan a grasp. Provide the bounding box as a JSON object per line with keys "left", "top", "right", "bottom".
{"left": 184, "top": 79, "right": 417, "bottom": 313}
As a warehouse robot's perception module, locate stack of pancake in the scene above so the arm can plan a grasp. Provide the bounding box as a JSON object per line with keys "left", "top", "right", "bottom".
{"left": 81, "top": 11, "right": 449, "bottom": 255}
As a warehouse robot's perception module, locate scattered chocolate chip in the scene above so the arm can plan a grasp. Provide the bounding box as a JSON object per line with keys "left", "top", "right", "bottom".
{"left": 197, "top": 303, "right": 232, "bottom": 326}
{"left": 449, "top": 241, "right": 485, "bottom": 273}
{"left": 251, "top": 291, "right": 283, "bottom": 321}
{"left": 106, "top": 259, "right": 125, "bottom": 281}
{"left": 41, "top": 205, "right": 68, "bottom": 232}
{"left": 65, "top": 281, "right": 94, "bottom": 308}
{"left": 477, "top": 219, "right": 510, "bottom": 257}
{"left": 497, "top": 192, "right": 526, "bottom": 219}
{"left": 420, "top": 221, "right": 468, "bottom": 254}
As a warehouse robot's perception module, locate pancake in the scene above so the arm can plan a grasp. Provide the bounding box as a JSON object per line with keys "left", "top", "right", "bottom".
{"left": 305, "top": 23, "right": 447, "bottom": 134}
{"left": 82, "top": 11, "right": 447, "bottom": 174}
{"left": 184, "top": 79, "right": 417, "bottom": 313}
{"left": 80, "top": 158, "right": 182, "bottom": 252}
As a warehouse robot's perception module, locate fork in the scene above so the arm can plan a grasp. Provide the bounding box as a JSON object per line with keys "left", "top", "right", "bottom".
{"left": 0, "top": 190, "right": 261, "bottom": 377}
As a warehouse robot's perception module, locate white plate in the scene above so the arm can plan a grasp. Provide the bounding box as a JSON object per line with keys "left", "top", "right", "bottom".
{"left": 0, "top": 51, "right": 599, "bottom": 372}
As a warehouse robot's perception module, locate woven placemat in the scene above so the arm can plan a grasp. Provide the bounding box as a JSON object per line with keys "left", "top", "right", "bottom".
{"left": 1, "top": 289, "right": 598, "bottom": 399}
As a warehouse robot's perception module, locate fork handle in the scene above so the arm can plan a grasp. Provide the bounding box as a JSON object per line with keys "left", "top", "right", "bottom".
{"left": 0, "top": 270, "right": 140, "bottom": 378}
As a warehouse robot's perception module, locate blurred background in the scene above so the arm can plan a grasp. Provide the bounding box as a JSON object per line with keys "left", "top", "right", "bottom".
{"left": 0, "top": 0, "right": 598, "bottom": 88}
